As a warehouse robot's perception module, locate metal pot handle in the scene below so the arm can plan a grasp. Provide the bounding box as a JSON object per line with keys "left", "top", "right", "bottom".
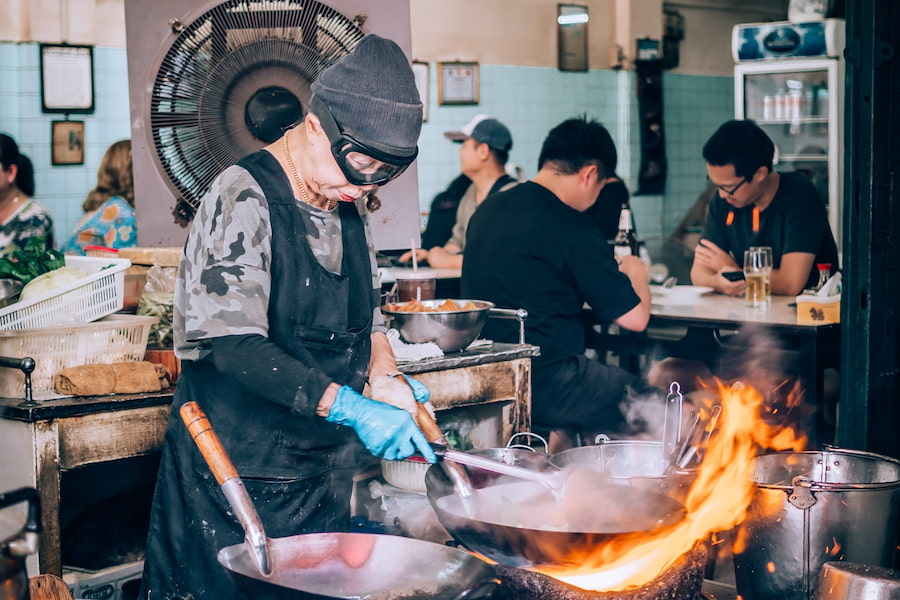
{"left": 0, "top": 487, "right": 41, "bottom": 557}
{"left": 487, "top": 308, "right": 528, "bottom": 344}
{"left": 506, "top": 432, "right": 549, "bottom": 454}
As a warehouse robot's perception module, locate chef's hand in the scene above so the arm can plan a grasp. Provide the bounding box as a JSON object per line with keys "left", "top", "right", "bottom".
{"left": 368, "top": 373, "right": 436, "bottom": 418}
{"left": 326, "top": 386, "right": 437, "bottom": 462}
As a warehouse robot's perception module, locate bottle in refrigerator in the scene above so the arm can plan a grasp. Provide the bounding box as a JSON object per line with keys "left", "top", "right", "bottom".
{"left": 763, "top": 95, "right": 775, "bottom": 120}
{"left": 774, "top": 88, "right": 787, "bottom": 120}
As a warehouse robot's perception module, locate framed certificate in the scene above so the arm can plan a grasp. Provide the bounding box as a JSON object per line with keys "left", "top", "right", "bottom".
{"left": 412, "top": 61, "right": 429, "bottom": 121}
{"left": 438, "top": 62, "right": 479, "bottom": 105}
{"left": 40, "top": 44, "right": 95, "bottom": 114}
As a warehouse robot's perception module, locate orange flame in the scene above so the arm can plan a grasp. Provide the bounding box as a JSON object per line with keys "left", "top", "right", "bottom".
{"left": 534, "top": 379, "right": 806, "bottom": 591}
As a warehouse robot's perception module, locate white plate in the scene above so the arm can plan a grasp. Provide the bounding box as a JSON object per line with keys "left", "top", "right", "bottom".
{"left": 651, "top": 285, "right": 714, "bottom": 304}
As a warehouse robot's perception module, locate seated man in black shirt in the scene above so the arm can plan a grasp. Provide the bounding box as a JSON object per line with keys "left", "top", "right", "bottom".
{"left": 462, "top": 116, "right": 655, "bottom": 439}
{"left": 691, "top": 119, "right": 839, "bottom": 296}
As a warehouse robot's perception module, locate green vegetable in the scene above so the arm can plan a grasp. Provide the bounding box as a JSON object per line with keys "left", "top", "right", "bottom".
{"left": 19, "top": 266, "right": 89, "bottom": 301}
{"left": 0, "top": 237, "right": 66, "bottom": 284}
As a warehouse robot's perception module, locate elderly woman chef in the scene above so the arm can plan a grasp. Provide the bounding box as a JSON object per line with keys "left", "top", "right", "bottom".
{"left": 140, "top": 35, "right": 436, "bottom": 600}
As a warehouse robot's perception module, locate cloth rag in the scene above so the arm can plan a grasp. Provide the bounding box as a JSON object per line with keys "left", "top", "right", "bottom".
{"left": 55, "top": 361, "right": 169, "bottom": 396}
{"left": 386, "top": 328, "right": 444, "bottom": 362}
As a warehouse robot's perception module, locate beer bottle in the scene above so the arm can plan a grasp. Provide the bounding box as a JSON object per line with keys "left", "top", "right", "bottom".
{"left": 613, "top": 204, "right": 639, "bottom": 261}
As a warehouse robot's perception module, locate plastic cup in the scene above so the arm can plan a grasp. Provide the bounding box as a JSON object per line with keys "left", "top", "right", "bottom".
{"left": 394, "top": 269, "right": 437, "bottom": 302}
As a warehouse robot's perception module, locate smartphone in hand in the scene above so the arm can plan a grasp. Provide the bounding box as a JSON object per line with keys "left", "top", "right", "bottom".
{"left": 721, "top": 270, "right": 745, "bottom": 282}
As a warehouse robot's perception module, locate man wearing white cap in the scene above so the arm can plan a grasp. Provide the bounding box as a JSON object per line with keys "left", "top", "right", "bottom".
{"left": 424, "top": 115, "right": 518, "bottom": 269}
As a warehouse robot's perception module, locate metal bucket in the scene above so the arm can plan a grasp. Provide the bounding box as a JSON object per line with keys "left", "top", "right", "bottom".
{"left": 733, "top": 448, "right": 900, "bottom": 600}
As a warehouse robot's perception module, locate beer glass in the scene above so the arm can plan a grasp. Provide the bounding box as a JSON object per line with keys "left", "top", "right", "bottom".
{"left": 749, "top": 246, "right": 773, "bottom": 304}
{"left": 744, "top": 248, "right": 771, "bottom": 308}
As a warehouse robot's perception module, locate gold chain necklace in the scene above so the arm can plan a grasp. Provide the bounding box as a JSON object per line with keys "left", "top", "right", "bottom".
{"left": 282, "top": 134, "right": 334, "bottom": 210}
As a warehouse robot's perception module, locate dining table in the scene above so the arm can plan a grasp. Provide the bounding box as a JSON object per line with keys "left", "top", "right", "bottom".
{"left": 584, "top": 286, "right": 841, "bottom": 446}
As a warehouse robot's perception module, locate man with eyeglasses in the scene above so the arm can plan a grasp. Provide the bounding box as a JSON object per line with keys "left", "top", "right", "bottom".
{"left": 141, "top": 35, "right": 437, "bottom": 600}
{"left": 691, "top": 119, "right": 839, "bottom": 296}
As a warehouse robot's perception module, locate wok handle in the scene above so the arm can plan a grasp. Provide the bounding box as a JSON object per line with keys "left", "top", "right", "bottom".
{"left": 180, "top": 401, "right": 272, "bottom": 576}
{"left": 180, "top": 401, "right": 239, "bottom": 485}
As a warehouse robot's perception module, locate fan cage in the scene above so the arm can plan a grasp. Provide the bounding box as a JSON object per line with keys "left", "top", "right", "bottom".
{"left": 149, "top": 0, "right": 365, "bottom": 219}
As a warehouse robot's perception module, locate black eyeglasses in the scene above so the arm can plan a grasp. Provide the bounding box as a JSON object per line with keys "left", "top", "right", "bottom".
{"left": 711, "top": 177, "right": 749, "bottom": 196}
{"left": 311, "top": 96, "right": 417, "bottom": 187}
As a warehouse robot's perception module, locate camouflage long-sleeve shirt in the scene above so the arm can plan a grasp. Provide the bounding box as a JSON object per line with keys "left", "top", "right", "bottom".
{"left": 174, "top": 164, "right": 386, "bottom": 361}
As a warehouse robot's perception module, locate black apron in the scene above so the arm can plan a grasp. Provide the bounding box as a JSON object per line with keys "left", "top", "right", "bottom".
{"left": 141, "top": 151, "right": 376, "bottom": 600}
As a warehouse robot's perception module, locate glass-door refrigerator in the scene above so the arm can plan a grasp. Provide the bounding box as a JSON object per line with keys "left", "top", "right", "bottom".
{"left": 732, "top": 18, "right": 845, "bottom": 250}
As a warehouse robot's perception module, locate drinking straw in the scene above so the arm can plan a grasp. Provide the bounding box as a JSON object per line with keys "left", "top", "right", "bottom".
{"left": 411, "top": 237, "right": 418, "bottom": 272}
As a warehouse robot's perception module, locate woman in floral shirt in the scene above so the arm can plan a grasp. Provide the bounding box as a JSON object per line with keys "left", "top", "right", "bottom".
{"left": 0, "top": 133, "right": 55, "bottom": 256}
{"left": 62, "top": 140, "right": 136, "bottom": 254}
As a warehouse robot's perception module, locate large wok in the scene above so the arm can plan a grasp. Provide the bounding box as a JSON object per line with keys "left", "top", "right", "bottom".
{"left": 411, "top": 403, "right": 687, "bottom": 569}
{"left": 424, "top": 465, "right": 686, "bottom": 569}
{"left": 180, "top": 402, "right": 499, "bottom": 600}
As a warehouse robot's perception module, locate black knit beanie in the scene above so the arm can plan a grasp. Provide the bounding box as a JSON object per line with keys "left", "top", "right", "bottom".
{"left": 311, "top": 34, "right": 423, "bottom": 155}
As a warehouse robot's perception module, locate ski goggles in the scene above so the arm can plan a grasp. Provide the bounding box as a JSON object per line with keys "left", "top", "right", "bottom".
{"left": 311, "top": 96, "right": 417, "bottom": 186}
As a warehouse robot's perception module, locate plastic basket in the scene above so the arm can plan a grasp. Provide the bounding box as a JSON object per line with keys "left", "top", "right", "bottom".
{"left": 0, "top": 314, "right": 158, "bottom": 399}
{"left": 0, "top": 256, "right": 131, "bottom": 330}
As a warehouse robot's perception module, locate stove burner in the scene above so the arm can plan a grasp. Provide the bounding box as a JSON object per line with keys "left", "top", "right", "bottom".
{"left": 490, "top": 543, "right": 707, "bottom": 600}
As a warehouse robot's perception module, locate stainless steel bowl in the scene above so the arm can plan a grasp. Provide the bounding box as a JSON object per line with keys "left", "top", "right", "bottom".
{"left": 382, "top": 299, "right": 495, "bottom": 352}
{"left": 0, "top": 279, "right": 23, "bottom": 309}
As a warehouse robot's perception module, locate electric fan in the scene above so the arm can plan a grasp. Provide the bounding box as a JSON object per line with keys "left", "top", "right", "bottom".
{"left": 150, "top": 0, "right": 362, "bottom": 224}
{"left": 125, "top": 0, "right": 420, "bottom": 249}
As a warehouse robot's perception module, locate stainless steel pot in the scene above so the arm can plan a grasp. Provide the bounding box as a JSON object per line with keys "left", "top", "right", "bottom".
{"left": 734, "top": 448, "right": 900, "bottom": 600}
{"left": 550, "top": 437, "right": 697, "bottom": 502}
{"left": 0, "top": 487, "right": 41, "bottom": 600}
{"left": 467, "top": 432, "right": 552, "bottom": 487}
{"left": 813, "top": 561, "right": 900, "bottom": 600}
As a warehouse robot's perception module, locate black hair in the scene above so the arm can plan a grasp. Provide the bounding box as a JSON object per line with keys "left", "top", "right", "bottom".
{"left": 702, "top": 120, "right": 774, "bottom": 180}
{"left": 537, "top": 116, "right": 616, "bottom": 179}
{"left": 488, "top": 147, "right": 509, "bottom": 167}
{"left": 0, "top": 133, "right": 35, "bottom": 197}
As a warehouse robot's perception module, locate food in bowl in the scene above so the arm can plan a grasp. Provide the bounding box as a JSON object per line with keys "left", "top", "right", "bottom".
{"left": 384, "top": 299, "right": 479, "bottom": 312}
{"left": 382, "top": 299, "right": 494, "bottom": 352}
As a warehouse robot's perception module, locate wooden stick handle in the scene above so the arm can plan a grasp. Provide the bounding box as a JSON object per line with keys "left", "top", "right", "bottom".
{"left": 180, "top": 401, "right": 238, "bottom": 485}
{"left": 415, "top": 402, "right": 447, "bottom": 444}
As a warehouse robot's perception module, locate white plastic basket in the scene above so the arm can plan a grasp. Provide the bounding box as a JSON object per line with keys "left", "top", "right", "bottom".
{"left": 0, "top": 255, "right": 131, "bottom": 330}
{"left": 0, "top": 314, "right": 158, "bottom": 399}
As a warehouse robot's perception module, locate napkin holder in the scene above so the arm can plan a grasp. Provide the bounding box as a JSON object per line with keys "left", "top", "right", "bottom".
{"left": 796, "top": 293, "right": 840, "bottom": 324}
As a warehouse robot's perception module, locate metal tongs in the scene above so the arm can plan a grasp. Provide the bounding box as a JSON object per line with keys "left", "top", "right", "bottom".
{"left": 675, "top": 404, "right": 722, "bottom": 469}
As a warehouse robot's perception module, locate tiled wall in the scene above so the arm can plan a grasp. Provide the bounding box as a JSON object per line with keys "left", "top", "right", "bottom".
{"left": 0, "top": 42, "right": 132, "bottom": 247}
{"left": 1, "top": 42, "right": 733, "bottom": 246}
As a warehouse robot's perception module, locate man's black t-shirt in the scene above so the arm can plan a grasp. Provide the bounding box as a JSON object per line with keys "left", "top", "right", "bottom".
{"left": 462, "top": 181, "right": 640, "bottom": 368}
{"left": 700, "top": 172, "right": 839, "bottom": 289}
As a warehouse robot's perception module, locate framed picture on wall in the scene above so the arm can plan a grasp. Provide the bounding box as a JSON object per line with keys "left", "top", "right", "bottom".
{"left": 51, "top": 121, "right": 85, "bottom": 165}
{"left": 40, "top": 44, "right": 95, "bottom": 114}
{"left": 412, "top": 61, "right": 429, "bottom": 121}
{"left": 438, "top": 62, "right": 479, "bottom": 105}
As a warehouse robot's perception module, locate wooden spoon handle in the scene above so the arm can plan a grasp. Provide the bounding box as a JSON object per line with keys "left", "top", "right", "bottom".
{"left": 415, "top": 402, "right": 447, "bottom": 444}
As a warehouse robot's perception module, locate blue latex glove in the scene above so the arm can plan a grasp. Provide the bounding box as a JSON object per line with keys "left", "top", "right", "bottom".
{"left": 392, "top": 373, "right": 430, "bottom": 404}
{"left": 327, "top": 386, "right": 437, "bottom": 462}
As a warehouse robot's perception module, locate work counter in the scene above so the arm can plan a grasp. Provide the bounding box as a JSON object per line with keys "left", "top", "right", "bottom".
{"left": 0, "top": 342, "right": 537, "bottom": 576}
